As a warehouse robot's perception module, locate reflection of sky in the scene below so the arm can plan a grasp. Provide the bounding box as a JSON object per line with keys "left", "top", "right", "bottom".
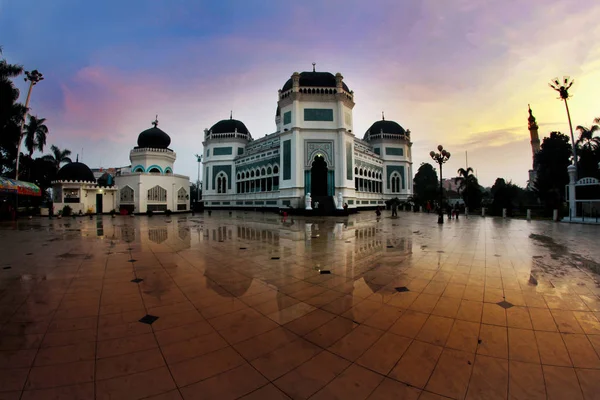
{"left": 2, "top": 0, "right": 600, "bottom": 186}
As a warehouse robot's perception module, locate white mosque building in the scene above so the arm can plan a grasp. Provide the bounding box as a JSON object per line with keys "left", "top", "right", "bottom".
{"left": 52, "top": 117, "right": 190, "bottom": 214}
{"left": 202, "top": 66, "right": 413, "bottom": 212}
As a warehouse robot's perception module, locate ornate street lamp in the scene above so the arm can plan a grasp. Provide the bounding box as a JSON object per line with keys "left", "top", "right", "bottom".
{"left": 15, "top": 69, "right": 44, "bottom": 179}
{"left": 430, "top": 145, "right": 451, "bottom": 224}
{"left": 549, "top": 77, "right": 577, "bottom": 177}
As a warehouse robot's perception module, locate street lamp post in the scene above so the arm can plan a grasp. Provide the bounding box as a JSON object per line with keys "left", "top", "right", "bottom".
{"left": 15, "top": 69, "right": 44, "bottom": 180}
{"left": 549, "top": 77, "right": 577, "bottom": 178}
{"left": 195, "top": 154, "right": 202, "bottom": 203}
{"left": 430, "top": 145, "right": 451, "bottom": 224}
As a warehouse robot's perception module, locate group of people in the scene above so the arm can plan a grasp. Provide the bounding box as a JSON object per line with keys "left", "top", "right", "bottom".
{"left": 445, "top": 203, "right": 462, "bottom": 219}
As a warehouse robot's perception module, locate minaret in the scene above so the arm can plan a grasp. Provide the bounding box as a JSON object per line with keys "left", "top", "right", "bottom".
{"left": 528, "top": 105, "right": 540, "bottom": 163}
{"left": 528, "top": 105, "right": 541, "bottom": 189}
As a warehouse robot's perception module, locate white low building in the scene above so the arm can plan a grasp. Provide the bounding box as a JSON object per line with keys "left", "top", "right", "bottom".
{"left": 114, "top": 119, "right": 190, "bottom": 213}
{"left": 202, "top": 67, "right": 413, "bottom": 212}
{"left": 52, "top": 160, "right": 118, "bottom": 214}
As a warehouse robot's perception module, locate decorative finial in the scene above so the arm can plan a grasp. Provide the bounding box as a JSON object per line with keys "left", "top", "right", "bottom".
{"left": 312, "top": 62, "right": 316, "bottom": 72}
{"left": 230, "top": 110, "right": 232, "bottom": 120}
{"left": 152, "top": 115, "right": 159, "bottom": 127}
{"left": 76, "top": 154, "right": 79, "bottom": 162}
{"left": 382, "top": 111, "right": 385, "bottom": 121}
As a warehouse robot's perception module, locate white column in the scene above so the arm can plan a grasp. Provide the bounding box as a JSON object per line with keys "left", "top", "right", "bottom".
{"left": 568, "top": 164, "right": 577, "bottom": 218}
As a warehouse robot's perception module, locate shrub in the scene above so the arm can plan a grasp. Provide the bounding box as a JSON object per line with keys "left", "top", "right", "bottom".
{"left": 62, "top": 205, "right": 72, "bottom": 216}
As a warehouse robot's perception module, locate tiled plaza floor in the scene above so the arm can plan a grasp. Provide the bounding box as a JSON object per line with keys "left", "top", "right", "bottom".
{"left": 1, "top": 210, "right": 600, "bottom": 399}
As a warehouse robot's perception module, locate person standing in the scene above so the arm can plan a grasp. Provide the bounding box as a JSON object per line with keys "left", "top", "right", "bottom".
{"left": 391, "top": 202, "right": 398, "bottom": 217}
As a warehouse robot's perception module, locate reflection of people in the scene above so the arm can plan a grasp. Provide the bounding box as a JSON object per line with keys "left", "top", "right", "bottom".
{"left": 426, "top": 201, "right": 431, "bottom": 213}
{"left": 343, "top": 203, "right": 348, "bottom": 211}
{"left": 375, "top": 206, "right": 381, "bottom": 218}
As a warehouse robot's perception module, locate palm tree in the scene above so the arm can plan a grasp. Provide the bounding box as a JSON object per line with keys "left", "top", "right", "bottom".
{"left": 43, "top": 145, "right": 72, "bottom": 171}
{"left": 575, "top": 124, "right": 600, "bottom": 152}
{"left": 454, "top": 167, "right": 479, "bottom": 208}
{"left": 23, "top": 115, "right": 48, "bottom": 156}
{"left": 454, "top": 167, "right": 474, "bottom": 192}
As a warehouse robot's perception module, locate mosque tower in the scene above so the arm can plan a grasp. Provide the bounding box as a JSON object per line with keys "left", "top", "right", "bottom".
{"left": 527, "top": 105, "right": 540, "bottom": 188}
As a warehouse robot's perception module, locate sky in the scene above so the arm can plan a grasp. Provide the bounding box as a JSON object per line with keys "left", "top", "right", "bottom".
{"left": 1, "top": 0, "right": 600, "bottom": 187}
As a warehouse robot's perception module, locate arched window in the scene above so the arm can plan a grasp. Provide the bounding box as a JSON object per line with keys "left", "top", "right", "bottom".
{"left": 216, "top": 173, "right": 228, "bottom": 194}
{"left": 390, "top": 172, "right": 402, "bottom": 193}
{"left": 267, "top": 166, "right": 272, "bottom": 175}
{"left": 355, "top": 167, "right": 358, "bottom": 175}
{"left": 250, "top": 170, "right": 255, "bottom": 178}
{"left": 359, "top": 168, "right": 363, "bottom": 176}
{"left": 177, "top": 187, "right": 187, "bottom": 202}
{"left": 273, "top": 165, "right": 279, "bottom": 174}
{"left": 120, "top": 186, "right": 134, "bottom": 202}
{"left": 148, "top": 186, "right": 167, "bottom": 202}
{"left": 148, "top": 168, "right": 161, "bottom": 174}
{"left": 261, "top": 168, "right": 266, "bottom": 176}
{"left": 237, "top": 173, "right": 241, "bottom": 180}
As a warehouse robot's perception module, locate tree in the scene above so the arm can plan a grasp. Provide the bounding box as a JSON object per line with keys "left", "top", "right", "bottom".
{"left": 576, "top": 123, "right": 600, "bottom": 179}
{"left": 0, "top": 47, "right": 25, "bottom": 176}
{"left": 23, "top": 115, "right": 48, "bottom": 156}
{"left": 412, "top": 163, "right": 438, "bottom": 206}
{"left": 490, "top": 178, "right": 526, "bottom": 216}
{"left": 534, "top": 132, "right": 572, "bottom": 210}
{"left": 454, "top": 167, "right": 482, "bottom": 209}
{"left": 42, "top": 145, "right": 72, "bottom": 172}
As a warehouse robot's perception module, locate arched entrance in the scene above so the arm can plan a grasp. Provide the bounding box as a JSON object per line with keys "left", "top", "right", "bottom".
{"left": 311, "top": 155, "right": 328, "bottom": 196}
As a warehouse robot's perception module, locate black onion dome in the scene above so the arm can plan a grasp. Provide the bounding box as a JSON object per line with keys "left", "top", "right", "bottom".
{"left": 364, "top": 120, "right": 409, "bottom": 140}
{"left": 281, "top": 71, "right": 350, "bottom": 92}
{"left": 137, "top": 126, "right": 171, "bottom": 149}
{"left": 57, "top": 162, "right": 96, "bottom": 183}
{"left": 209, "top": 118, "right": 249, "bottom": 135}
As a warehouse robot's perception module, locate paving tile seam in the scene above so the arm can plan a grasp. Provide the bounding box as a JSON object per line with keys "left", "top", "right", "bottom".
{"left": 127, "top": 245, "right": 186, "bottom": 400}
{"left": 15, "top": 245, "right": 99, "bottom": 395}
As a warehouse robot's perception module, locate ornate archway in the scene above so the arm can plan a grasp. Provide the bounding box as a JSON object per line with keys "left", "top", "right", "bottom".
{"left": 311, "top": 155, "right": 328, "bottom": 196}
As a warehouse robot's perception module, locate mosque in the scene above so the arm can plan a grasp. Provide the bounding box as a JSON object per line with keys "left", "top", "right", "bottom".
{"left": 202, "top": 66, "right": 414, "bottom": 212}
{"left": 51, "top": 117, "right": 190, "bottom": 214}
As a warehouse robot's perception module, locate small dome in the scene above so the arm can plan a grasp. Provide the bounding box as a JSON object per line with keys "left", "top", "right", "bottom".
{"left": 57, "top": 162, "right": 96, "bottom": 183}
{"left": 137, "top": 126, "right": 171, "bottom": 149}
{"left": 281, "top": 71, "right": 350, "bottom": 92}
{"left": 209, "top": 118, "right": 250, "bottom": 135}
{"left": 364, "top": 119, "right": 410, "bottom": 141}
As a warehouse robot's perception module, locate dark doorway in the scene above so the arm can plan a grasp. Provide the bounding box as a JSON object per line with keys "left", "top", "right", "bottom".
{"left": 311, "top": 155, "right": 328, "bottom": 196}
{"left": 96, "top": 193, "right": 103, "bottom": 214}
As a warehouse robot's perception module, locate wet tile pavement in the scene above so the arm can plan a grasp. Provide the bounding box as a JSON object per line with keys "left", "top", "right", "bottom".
{"left": 1, "top": 210, "right": 600, "bottom": 399}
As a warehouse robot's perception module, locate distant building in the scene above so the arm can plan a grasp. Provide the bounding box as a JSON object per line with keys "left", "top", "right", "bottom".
{"left": 201, "top": 66, "right": 414, "bottom": 211}
{"left": 114, "top": 118, "right": 190, "bottom": 213}
{"left": 527, "top": 105, "right": 541, "bottom": 189}
{"left": 52, "top": 158, "right": 118, "bottom": 214}
{"left": 52, "top": 118, "right": 191, "bottom": 214}
{"left": 442, "top": 178, "right": 460, "bottom": 192}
